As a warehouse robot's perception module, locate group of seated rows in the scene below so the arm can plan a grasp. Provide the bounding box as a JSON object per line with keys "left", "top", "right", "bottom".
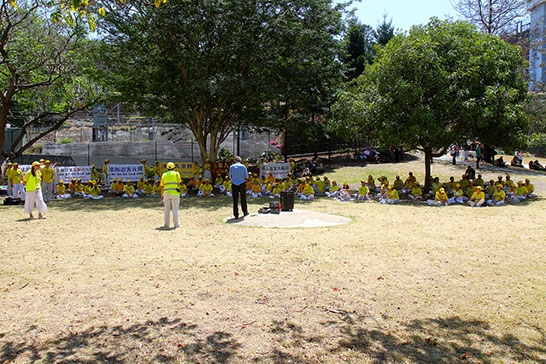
{"left": 51, "top": 171, "right": 536, "bottom": 208}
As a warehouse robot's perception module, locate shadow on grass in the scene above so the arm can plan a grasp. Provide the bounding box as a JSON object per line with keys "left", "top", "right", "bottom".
{"left": 259, "top": 315, "right": 546, "bottom": 364}
{"left": 0, "top": 317, "right": 240, "bottom": 364}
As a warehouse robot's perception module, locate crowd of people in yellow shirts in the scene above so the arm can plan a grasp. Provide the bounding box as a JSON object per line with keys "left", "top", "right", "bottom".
{"left": 4, "top": 158, "right": 538, "bottom": 208}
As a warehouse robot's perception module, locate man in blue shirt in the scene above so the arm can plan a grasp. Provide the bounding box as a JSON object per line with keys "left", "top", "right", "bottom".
{"left": 229, "top": 156, "right": 249, "bottom": 219}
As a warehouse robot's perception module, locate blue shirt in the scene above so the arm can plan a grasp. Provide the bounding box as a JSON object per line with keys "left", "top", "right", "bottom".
{"left": 229, "top": 162, "right": 248, "bottom": 186}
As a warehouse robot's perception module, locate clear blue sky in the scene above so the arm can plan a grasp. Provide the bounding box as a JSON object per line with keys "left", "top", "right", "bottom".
{"left": 346, "top": 0, "right": 461, "bottom": 31}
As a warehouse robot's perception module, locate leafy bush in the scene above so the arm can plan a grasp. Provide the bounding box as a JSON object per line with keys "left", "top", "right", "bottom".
{"left": 60, "top": 138, "right": 73, "bottom": 144}
{"left": 218, "top": 148, "right": 233, "bottom": 161}
{"left": 260, "top": 150, "right": 281, "bottom": 162}
{"left": 529, "top": 133, "right": 546, "bottom": 148}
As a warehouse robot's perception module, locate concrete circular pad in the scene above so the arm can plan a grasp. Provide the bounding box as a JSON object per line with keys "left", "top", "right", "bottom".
{"left": 224, "top": 209, "right": 352, "bottom": 228}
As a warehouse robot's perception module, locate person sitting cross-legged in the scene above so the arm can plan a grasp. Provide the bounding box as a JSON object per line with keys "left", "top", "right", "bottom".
{"left": 354, "top": 180, "right": 370, "bottom": 201}
{"left": 55, "top": 180, "right": 71, "bottom": 199}
{"left": 408, "top": 181, "right": 423, "bottom": 200}
{"left": 379, "top": 185, "right": 399, "bottom": 204}
{"left": 198, "top": 179, "right": 214, "bottom": 197}
{"left": 300, "top": 183, "right": 315, "bottom": 200}
{"left": 122, "top": 180, "right": 138, "bottom": 198}
{"left": 487, "top": 184, "right": 506, "bottom": 206}
{"left": 338, "top": 183, "right": 352, "bottom": 202}
{"left": 524, "top": 179, "right": 536, "bottom": 198}
{"left": 427, "top": 188, "right": 449, "bottom": 206}
{"left": 326, "top": 181, "right": 340, "bottom": 198}
{"left": 448, "top": 184, "right": 465, "bottom": 204}
{"left": 468, "top": 186, "right": 485, "bottom": 207}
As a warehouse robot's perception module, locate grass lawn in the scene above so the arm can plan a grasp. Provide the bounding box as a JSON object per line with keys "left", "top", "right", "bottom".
{"left": 1, "top": 157, "right": 545, "bottom": 364}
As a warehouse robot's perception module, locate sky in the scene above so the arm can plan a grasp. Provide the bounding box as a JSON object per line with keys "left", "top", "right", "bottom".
{"left": 347, "top": 0, "right": 461, "bottom": 31}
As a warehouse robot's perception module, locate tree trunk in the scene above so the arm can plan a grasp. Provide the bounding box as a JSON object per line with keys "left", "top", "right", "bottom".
{"left": 0, "top": 83, "right": 17, "bottom": 158}
{"left": 424, "top": 147, "right": 432, "bottom": 192}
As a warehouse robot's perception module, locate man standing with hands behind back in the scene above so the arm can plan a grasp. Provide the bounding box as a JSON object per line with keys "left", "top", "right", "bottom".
{"left": 160, "top": 162, "right": 182, "bottom": 229}
{"left": 229, "top": 156, "right": 248, "bottom": 219}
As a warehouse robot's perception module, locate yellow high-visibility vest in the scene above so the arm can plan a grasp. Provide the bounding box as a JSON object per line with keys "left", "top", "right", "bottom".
{"left": 161, "top": 170, "right": 181, "bottom": 196}
{"left": 24, "top": 170, "right": 42, "bottom": 191}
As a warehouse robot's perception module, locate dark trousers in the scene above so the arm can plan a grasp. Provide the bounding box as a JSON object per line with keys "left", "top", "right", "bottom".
{"left": 476, "top": 157, "right": 481, "bottom": 169}
{"left": 232, "top": 183, "right": 248, "bottom": 218}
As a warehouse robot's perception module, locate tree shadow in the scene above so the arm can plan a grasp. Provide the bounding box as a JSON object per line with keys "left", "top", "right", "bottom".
{"left": 0, "top": 317, "right": 240, "bottom": 364}
{"left": 321, "top": 314, "right": 546, "bottom": 364}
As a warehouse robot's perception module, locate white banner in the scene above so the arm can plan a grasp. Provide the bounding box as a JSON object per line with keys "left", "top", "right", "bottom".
{"left": 107, "top": 164, "right": 145, "bottom": 184}
{"left": 260, "top": 162, "right": 291, "bottom": 179}
{"left": 55, "top": 166, "right": 92, "bottom": 184}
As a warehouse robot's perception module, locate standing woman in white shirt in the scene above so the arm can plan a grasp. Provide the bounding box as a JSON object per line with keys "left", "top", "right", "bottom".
{"left": 23, "top": 161, "right": 47, "bottom": 219}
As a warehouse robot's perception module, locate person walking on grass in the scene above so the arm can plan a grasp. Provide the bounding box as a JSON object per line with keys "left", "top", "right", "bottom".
{"left": 23, "top": 161, "right": 47, "bottom": 219}
{"left": 160, "top": 162, "right": 182, "bottom": 229}
{"left": 229, "top": 156, "right": 248, "bottom": 219}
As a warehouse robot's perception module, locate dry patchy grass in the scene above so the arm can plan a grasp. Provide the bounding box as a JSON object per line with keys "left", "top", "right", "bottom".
{"left": 1, "top": 159, "right": 545, "bottom": 364}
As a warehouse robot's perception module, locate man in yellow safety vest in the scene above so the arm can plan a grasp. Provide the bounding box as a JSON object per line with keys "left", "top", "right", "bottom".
{"left": 160, "top": 162, "right": 182, "bottom": 229}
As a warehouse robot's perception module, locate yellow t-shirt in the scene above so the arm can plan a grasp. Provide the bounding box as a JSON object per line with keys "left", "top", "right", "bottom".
{"left": 516, "top": 186, "right": 527, "bottom": 196}
{"left": 493, "top": 190, "right": 506, "bottom": 202}
{"left": 56, "top": 184, "right": 66, "bottom": 195}
{"left": 136, "top": 181, "right": 146, "bottom": 190}
{"left": 329, "top": 185, "right": 339, "bottom": 193}
{"left": 385, "top": 189, "right": 399, "bottom": 200}
{"left": 302, "top": 185, "right": 314, "bottom": 196}
{"left": 12, "top": 169, "right": 23, "bottom": 184}
{"left": 75, "top": 183, "right": 84, "bottom": 193}
{"left": 200, "top": 183, "right": 213, "bottom": 194}
{"left": 411, "top": 186, "right": 422, "bottom": 197}
{"left": 41, "top": 167, "right": 55, "bottom": 183}
{"left": 357, "top": 185, "right": 369, "bottom": 195}
{"left": 470, "top": 191, "right": 485, "bottom": 202}
{"left": 153, "top": 184, "right": 162, "bottom": 194}
{"left": 393, "top": 179, "right": 403, "bottom": 189}
{"left": 124, "top": 185, "right": 135, "bottom": 195}
{"left": 144, "top": 183, "right": 153, "bottom": 194}
{"left": 435, "top": 191, "right": 448, "bottom": 202}
{"left": 526, "top": 183, "right": 534, "bottom": 194}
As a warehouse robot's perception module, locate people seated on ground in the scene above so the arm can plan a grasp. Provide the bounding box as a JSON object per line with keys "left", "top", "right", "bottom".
{"left": 266, "top": 172, "right": 276, "bottom": 184}
{"left": 67, "top": 178, "right": 77, "bottom": 194}
{"left": 195, "top": 175, "right": 204, "bottom": 190}
{"left": 191, "top": 161, "right": 200, "bottom": 180}
{"left": 83, "top": 180, "right": 103, "bottom": 200}
{"left": 504, "top": 175, "right": 515, "bottom": 190}
{"left": 529, "top": 160, "right": 545, "bottom": 170}
{"left": 427, "top": 187, "right": 449, "bottom": 206}
{"left": 367, "top": 175, "right": 376, "bottom": 192}
{"left": 300, "top": 183, "right": 315, "bottom": 200}
{"left": 337, "top": 183, "right": 352, "bottom": 201}
{"left": 300, "top": 165, "right": 311, "bottom": 178}
{"left": 485, "top": 180, "right": 496, "bottom": 199}
{"left": 122, "top": 180, "right": 138, "bottom": 198}
{"left": 113, "top": 178, "right": 125, "bottom": 196}
{"left": 506, "top": 184, "right": 518, "bottom": 203}
{"left": 409, "top": 182, "right": 423, "bottom": 200}
{"left": 446, "top": 176, "right": 457, "bottom": 194}
{"left": 271, "top": 183, "right": 282, "bottom": 198}
{"left": 326, "top": 181, "right": 340, "bottom": 198}
{"left": 464, "top": 165, "right": 476, "bottom": 180}
{"left": 468, "top": 186, "right": 485, "bottom": 207}
{"left": 393, "top": 175, "right": 404, "bottom": 190}
{"left": 355, "top": 180, "right": 370, "bottom": 201}
{"left": 74, "top": 179, "right": 85, "bottom": 197}
{"left": 55, "top": 180, "right": 71, "bottom": 199}
{"left": 136, "top": 177, "right": 146, "bottom": 194}
{"left": 312, "top": 177, "right": 324, "bottom": 195}
{"left": 511, "top": 156, "right": 524, "bottom": 168}
{"left": 379, "top": 185, "right": 399, "bottom": 204}
{"left": 449, "top": 184, "right": 465, "bottom": 204}
{"left": 525, "top": 179, "right": 536, "bottom": 198}
{"left": 250, "top": 180, "right": 262, "bottom": 198}
{"left": 474, "top": 174, "right": 484, "bottom": 187}
{"left": 151, "top": 180, "right": 162, "bottom": 197}
{"left": 222, "top": 176, "right": 231, "bottom": 194}
{"left": 459, "top": 174, "right": 470, "bottom": 191}
{"left": 179, "top": 181, "right": 188, "bottom": 197}
{"left": 143, "top": 180, "right": 153, "bottom": 196}
{"left": 430, "top": 177, "right": 441, "bottom": 195}
{"left": 516, "top": 181, "right": 527, "bottom": 201}
{"left": 377, "top": 182, "right": 389, "bottom": 199}
{"left": 322, "top": 176, "right": 330, "bottom": 191}
{"left": 214, "top": 176, "right": 223, "bottom": 189}
{"left": 466, "top": 181, "right": 476, "bottom": 200}
{"left": 487, "top": 184, "right": 506, "bottom": 206}
{"left": 198, "top": 179, "right": 214, "bottom": 197}
{"left": 495, "top": 156, "right": 507, "bottom": 167}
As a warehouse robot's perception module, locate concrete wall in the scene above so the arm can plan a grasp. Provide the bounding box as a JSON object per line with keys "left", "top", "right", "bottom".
{"left": 41, "top": 129, "right": 280, "bottom": 166}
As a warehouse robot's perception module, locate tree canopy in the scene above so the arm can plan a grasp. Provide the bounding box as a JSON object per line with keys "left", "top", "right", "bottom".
{"left": 331, "top": 19, "right": 528, "bottom": 190}
{"left": 99, "top": 0, "right": 345, "bottom": 161}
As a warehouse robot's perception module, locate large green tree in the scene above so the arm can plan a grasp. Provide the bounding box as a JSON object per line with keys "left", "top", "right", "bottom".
{"left": 99, "top": 0, "right": 345, "bottom": 161}
{"left": 341, "top": 18, "right": 375, "bottom": 81}
{"left": 0, "top": 1, "right": 100, "bottom": 164}
{"left": 331, "top": 19, "right": 528, "bottom": 190}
